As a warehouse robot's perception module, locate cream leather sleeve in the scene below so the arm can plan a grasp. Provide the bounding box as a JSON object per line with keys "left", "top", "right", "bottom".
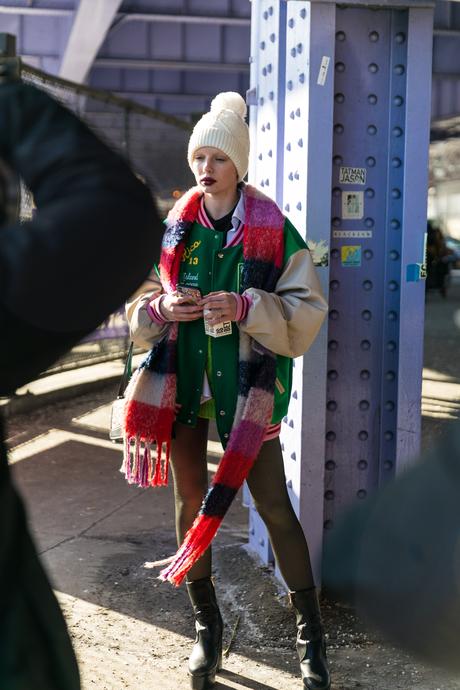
{"left": 125, "top": 268, "right": 170, "bottom": 349}
{"left": 238, "top": 248, "right": 328, "bottom": 358}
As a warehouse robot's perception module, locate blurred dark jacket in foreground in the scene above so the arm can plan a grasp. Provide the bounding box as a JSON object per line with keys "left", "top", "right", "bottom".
{"left": 0, "top": 81, "right": 161, "bottom": 689}
{"left": 323, "top": 423, "right": 460, "bottom": 672}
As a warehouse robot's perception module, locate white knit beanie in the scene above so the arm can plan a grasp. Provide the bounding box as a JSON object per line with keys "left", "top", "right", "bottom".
{"left": 187, "top": 92, "right": 250, "bottom": 182}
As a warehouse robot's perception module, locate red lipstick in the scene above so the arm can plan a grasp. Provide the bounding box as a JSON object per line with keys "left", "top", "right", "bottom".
{"left": 201, "top": 177, "right": 216, "bottom": 186}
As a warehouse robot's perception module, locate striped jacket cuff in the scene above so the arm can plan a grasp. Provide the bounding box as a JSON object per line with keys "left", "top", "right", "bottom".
{"left": 146, "top": 295, "right": 168, "bottom": 324}
{"left": 232, "top": 292, "right": 252, "bottom": 322}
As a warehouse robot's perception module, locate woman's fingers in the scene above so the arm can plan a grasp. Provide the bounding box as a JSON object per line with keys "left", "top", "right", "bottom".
{"left": 161, "top": 291, "right": 237, "bottom": 323}
{"left": 200, "top": 294, "right": 229, "bottom": 309}
{"left": 173, "top": 305, "right": 203, "bottom": 321}
{"left": 160, "top": 293, "right": 203, "bottom": 321}
{"left": 199, "top": 291, "right": 226, "bottom": 306}
{"left": 201, "top": 292, "right": 237, "bottom": 323}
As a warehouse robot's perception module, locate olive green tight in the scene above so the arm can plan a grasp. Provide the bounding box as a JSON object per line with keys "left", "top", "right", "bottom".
{"left": 169, "top": 419, "right": 315, "bottom": 590}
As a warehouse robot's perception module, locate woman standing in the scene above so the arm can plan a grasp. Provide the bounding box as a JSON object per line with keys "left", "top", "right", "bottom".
{"left": 122, "top": 92, "right": 330, "bottom": 690}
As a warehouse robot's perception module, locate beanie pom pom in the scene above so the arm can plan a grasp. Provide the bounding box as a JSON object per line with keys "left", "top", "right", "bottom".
{"left": 210, "top": 91, "right": 247, "bottom": 120}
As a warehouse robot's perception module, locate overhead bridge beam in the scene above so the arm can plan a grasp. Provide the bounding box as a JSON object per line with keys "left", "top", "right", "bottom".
{"left": 0, "top": 6, "right": 249, "bottom": 26}
{"left": 117, "top": 13, "right": 249, "bottom": 27}
{"left": 23, "top": 55, "right": 249, "bottom": 74}
{"left": 433, "top": 71, "right": 460, "bottom": 79}
{"left": 60, "top": 0, "right": 123, "bottom": 83}
{"left": 434, "top": 29, "right": 460, "bottom": 37}
{"left": 0, "top": 6, "right": 72, "bottom": 16}
{"left": 95, "top": 58, "right": 249, "bottom": 73}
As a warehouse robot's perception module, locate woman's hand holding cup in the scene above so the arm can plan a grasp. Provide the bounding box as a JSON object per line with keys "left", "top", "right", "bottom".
{"left": 200, "top": 291, "right": 237, "bottom": 326}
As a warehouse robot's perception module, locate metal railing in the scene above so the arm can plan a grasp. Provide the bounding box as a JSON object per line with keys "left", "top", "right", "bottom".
{"left": 2, "top": 34, "right": 193, "bottom": 375}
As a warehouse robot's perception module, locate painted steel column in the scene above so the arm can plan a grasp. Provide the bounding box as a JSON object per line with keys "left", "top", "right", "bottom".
{"left": 248, "top": 0, "right": 287, "bottom": 208}
{"left": 247, "top": 0, "right": 434, "bottom": 586}
{"left": 325, "top": 3, "right": 434, "bottom": 539}
{"left": 277, "top": 1, "right": 335, "bottom": 586}
{"left": 247, "top": 0, "right": 288, "bottom": 565}
{"left": 397, "top": 6, "right": 434, "bottom": 470}
{"left": 247, "top": 0, "right": 333, "bottom": 581}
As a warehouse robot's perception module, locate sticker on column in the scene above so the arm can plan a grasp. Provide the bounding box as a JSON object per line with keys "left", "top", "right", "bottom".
{"left": 406, "top": 264, "right": 423, "bottom": 282}
{"left": 341, "top": 246, "right": 362, "bottom": 267}
{"left": 339, "top": 167, "right": 366, "bottom": 185}
{"left": 420, "top": 231, "right": 427, "bottom": 278}
{"left": 333, "top": 230, "right": 372, "bottom": 238}
{"left": 342, "top": 191, "right": 364, "bottom": 220}
{"left": 408, "top": 232, "right": 428, "bottom": 281}
{"left": 317, "top": 56, "right": 330, "bottom": 86}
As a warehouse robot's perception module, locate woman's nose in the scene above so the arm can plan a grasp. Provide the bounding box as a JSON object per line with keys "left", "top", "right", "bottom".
{"left": 203, "top": 159, "right": 213, "bottom": 172}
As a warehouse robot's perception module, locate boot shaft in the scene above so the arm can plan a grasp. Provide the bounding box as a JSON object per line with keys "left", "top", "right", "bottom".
{"left": 289, "top": 587, "right": 324, "bottom": 641}
{"left": 186, "top": 577, "right": 223, "bottom": 686}
{"left": 289, "top": 587, "right": 331, "bottom": 690}
{"left": 186, "top": 577, "right": 221, "bottom": 622}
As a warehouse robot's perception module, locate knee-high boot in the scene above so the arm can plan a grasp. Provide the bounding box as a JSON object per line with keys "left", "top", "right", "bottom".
{"left": 186, "top": 577, "right": 223, "bottom": 690}
{"left": 289, "top": 587, "right": 331, "bottom": 690}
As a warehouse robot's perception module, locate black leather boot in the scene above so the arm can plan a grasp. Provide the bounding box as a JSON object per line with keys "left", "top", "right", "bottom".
{"left": 186, "top": 577, "right": 223, "bottom": 690}
{"left": 289, "top": 587, "right": 331, "bottom": 690}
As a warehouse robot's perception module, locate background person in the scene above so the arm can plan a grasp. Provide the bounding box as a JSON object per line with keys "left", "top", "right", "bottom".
{"left": 426, "top": 220, "right": 454, "bottom": 298}
{"left": 123, "top": 92, "right": 330, "bottom": 690}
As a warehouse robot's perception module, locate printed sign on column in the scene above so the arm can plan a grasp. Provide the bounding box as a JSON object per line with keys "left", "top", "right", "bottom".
{"left": 420, "top": 232, "right": 427, "bottom": 278}
{"left": 317, "top": 56, "right": 331, "bottom": 86}
{"left": 342, "top": 191, "right": 364, "bottom": 220}
{"left": 339, "top": 167, "right": 366, "bottom": 185}
{"left": 341, "top": 245, "right": 362, "bottom": 267}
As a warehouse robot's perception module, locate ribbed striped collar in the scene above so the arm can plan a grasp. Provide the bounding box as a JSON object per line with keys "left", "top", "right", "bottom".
{"left": 197, "top": 191, "right": 245, "bottom": 240}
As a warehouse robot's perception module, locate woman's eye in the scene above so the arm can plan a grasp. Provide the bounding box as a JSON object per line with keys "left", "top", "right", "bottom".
{"left": 216, "top": 158, "right": 227, "bottom": 162}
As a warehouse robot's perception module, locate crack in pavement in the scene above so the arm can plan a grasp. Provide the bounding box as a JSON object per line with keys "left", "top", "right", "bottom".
{"left": 38, "top": 490, "right": 144, "bottom": 555}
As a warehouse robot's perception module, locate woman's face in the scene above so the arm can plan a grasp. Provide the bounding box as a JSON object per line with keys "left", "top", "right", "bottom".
{"left": 192, "top": 147, "right": 238, "bottom": 195}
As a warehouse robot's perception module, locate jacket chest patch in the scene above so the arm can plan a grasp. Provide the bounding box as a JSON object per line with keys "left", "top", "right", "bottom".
{"left": 182, "top": 239, "right": 202, "bottom": 265}
{"left": 182, "top": 271, "right": 199, "bottom": 285}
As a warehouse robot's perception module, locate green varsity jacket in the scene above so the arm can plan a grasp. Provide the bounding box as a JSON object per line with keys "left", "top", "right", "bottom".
{"left": 126, "top": 217, "right": 328, "bottom": 447}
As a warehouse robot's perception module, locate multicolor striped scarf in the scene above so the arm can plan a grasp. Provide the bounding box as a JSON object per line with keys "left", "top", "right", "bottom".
{"left": 121, "top": 183, "right": 284, "bottom": 586}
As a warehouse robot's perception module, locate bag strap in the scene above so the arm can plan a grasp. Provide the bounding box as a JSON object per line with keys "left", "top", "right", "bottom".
{"left": 117, "top": 341, "right": 134, "bottom": 399}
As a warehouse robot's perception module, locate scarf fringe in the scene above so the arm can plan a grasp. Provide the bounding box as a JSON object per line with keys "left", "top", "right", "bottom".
{"left": 120, "top": 435, "right": 170, "bottom": 488}
{"left": 158, "top": 514, "right": 221, "bottom": 586}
